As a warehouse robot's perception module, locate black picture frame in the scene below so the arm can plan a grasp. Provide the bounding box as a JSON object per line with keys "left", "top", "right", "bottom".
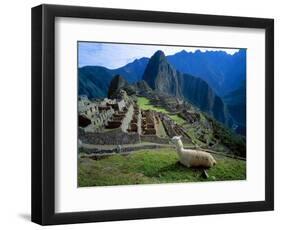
{"left": 31, "top": 4, "right": 274, "bottom": 225}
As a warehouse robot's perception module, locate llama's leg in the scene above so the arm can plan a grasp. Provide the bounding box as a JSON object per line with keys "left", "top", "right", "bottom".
{"left": 185, "top": 160, "right": 191, "bottom": 168}
{"left": 179, "top": 159, "right": 190, "bottom": 168}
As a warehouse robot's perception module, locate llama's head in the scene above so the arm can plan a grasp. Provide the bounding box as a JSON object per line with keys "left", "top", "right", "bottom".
{"left": 171, "top": 136, "right": 183, "bottom": 147}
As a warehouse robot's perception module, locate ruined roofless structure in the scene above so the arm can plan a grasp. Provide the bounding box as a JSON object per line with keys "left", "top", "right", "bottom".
{"left": 78, "top": 93, "right": 190, "bottom": 145}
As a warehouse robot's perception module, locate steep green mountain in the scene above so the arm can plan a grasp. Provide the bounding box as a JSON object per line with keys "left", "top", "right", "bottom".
{"left": 143, "top": 50, "right": 182, "bottom": 97}
{"left": 223, "top": 81, "right": 246, "bottom": 135}
{"left": 79, "top": 66, "right": 113, "bottom": 99}
{"left": 142, "top": 50, "right": 226, "bottom": 123}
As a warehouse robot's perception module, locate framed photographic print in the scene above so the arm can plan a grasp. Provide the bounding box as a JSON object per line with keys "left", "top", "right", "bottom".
{"left": 31, "top": 4, "right": 274, "bottom": 225}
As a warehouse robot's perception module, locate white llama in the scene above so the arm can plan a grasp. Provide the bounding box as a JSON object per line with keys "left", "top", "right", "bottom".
{"left": 171, "top": 136, "right": 217, "bottom": 168}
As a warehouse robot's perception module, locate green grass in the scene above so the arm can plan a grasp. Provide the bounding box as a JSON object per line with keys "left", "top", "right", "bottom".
{"left": 169, "top": 115, "right": 186, "bottom": 125}
{"left": 137, "top": 97, "right": 186, "bottom": 125}
{"left": 137, "top": 97, "right": 168, "bottom": 113}
{"left": 205, "top": 114, "right": 246, "bottom": 157}
{"left": 78, "top": 148, "right": 246, "bottom": 187}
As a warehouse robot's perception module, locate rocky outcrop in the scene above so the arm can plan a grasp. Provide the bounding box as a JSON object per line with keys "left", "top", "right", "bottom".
{"left": 143, "top": 50, "right": 183, "bottom": 97}
{"left": 108, "top": 75, "right": 130, "bottom": 99}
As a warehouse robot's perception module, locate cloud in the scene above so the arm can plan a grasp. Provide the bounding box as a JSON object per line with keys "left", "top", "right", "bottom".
{"left": 78, "top": 42, "right": 240, "bottom": 69}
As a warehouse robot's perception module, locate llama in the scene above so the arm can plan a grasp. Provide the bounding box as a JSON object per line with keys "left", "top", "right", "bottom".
{"left": 171, "top": 136, "right": 217, "bottom": 168}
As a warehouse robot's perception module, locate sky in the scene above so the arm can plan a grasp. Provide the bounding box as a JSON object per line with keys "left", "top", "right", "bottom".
{"left": 78, "top": 42, "right": 240, "bottom": 69}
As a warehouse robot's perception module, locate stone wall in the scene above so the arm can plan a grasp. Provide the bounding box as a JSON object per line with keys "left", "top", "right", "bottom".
{"left": 137, "top": 108, "right": 141, "bottom": 134}
{"left": 161, "top": 117, "right": 177, "bottom": 137}
{"left": 180, "top": 110, "right": 200, "bottom": 124}
{"left": 140, "top": 135, "right": 170, "bottom": 144}
{"left": 79, "top": 128, "right": 140, "bottom": 145}
{"left": 83, "top": 107, "right": 114, "bottom": 132}
{"left": 141, "top": 110, "right": 157, "bottom": 135}
{"left": 120, "top": 104, "right": 134, "bottom": 132}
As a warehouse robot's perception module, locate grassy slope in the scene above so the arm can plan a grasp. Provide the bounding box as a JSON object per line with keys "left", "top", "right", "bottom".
{"left": 137, "top": 97, "right": 186, "bottom": 125}
{"left": 78, "top": 148, "right": 246, "bottom": 187}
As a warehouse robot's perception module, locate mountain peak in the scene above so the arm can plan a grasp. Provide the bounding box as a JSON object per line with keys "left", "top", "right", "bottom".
{"left": 142, "top": 50, "right": 170, "bottom": 90}
{"left": 234, "top": 49, "right": 246, "bottom": 57}
{"left": 151, "top": 50, "right": 166, "bottom": 60}
{"left": 179, "top": 49, "right": 188, "bottom": 54}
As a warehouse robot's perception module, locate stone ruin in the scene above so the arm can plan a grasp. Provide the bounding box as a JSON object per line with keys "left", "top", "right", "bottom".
{"left": 127, "top": 105, "right": 141, "bottom": 134}
{"left": 78, "top": 96, "right": 115, "bottom": 132}
{"left": 78, "top": 94, "right": 192, "bottom": 145}
{"left": 180, "top": 109, "right": 200, "bottom": 124}
{"left": 158, "top": 113, "right": 191, "bottom": 143}
{"left": 141, "top": 110, "right": 156, "bottom": 135}
{"left": 78, "top": 94, "right": 140, "bottom": 145}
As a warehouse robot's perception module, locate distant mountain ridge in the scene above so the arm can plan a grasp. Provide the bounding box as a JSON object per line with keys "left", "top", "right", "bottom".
{"left": 112, "top": 57, "right": 149, "bottom": 83}
{"left": 167, "top": 49, "right": 246, "bottom": 96}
